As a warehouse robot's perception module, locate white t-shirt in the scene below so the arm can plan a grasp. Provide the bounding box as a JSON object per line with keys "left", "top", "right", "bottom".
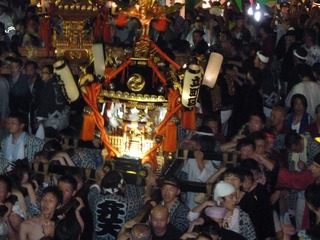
{"left": 181, "top": 158, "right": 218, "bottom": 209}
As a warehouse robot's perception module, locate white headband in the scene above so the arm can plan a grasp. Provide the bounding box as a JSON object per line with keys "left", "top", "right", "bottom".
{"left": 195, "top": 131, "right": 214, "bottom": 136}
{"left": 103, "top": 178, "right": 124, "bottom": 194}
{"left": 257, "top": 51, "right": 269, "bottom": 64}
{"left": 293, "top": 49, "right": 307, "bottom": 60}
{"left": 213, "top": 181, "right": 236, "bottom": 206}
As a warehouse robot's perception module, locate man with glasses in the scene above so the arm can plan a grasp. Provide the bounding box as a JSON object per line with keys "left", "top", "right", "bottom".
{"left": 34, "top": 65, "right": 70, "bottom": 139}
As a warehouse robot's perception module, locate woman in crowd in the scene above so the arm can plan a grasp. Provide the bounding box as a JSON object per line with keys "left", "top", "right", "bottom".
{"left": 285, "top": 94, "right": 313, "bottom": 133}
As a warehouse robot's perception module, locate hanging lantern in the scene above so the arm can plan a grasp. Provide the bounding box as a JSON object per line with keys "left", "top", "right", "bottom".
{"left": 92, "top": 43, "right": 106, "bottom": 76}
{"left": 53, "top": 60, "right": 80, "bottom": 103}
{"left": 202, "top": 52, "right": 223, "bottom": 88}
{"left": 181, "top": 61, "right": 204, "bottom": 109}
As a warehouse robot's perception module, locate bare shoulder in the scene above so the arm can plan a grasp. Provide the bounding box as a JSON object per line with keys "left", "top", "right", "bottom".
{"left": 20, "top": 217, "right": 44, "bottom": 240}
{"left": 21, "top": 216, "right": 41, "bottom": 230}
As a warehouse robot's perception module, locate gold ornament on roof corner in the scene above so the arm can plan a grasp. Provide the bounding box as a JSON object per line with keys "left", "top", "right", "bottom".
{"left": 127, "top": 73, "right": 146, "bottom": 92}
{"left": 122, "top": 0, "right": 184, "bottom": 35}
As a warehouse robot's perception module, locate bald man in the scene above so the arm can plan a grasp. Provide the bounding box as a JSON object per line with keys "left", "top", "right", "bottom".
{"left": 149, "top": 205, "right": 182, "bottom": 240}
{"left": 131, "top": 223, "right": 151, "bottom": 240}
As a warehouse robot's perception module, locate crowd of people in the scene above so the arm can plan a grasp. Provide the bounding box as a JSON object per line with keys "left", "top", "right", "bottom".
{"left": 1, "top": 0, "right": 320, "bottom": 239}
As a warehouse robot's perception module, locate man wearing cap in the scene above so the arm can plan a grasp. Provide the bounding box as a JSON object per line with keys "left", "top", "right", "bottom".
{"left": 254, "top": 51, "right": 279, "bottom": 118}
{"left": 159, "top": 175, "right": 189, "bottom": 232}
{"left": 185, "top": 15, "right": 210, "bottom": 48}
{"left": 275, "top": 18, "right": 296, "bottom": 59}
{"left": 230, "top": 13, "right": 251, "bottom": 43}
{"left": 213, "top": 181, "right": 256, "bottom": 240}
{"left": 0, "top": 1, "right": 15, "bottom": 39}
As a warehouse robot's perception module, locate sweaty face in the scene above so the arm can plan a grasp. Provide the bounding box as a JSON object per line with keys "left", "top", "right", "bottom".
{"left": 161, "top": 184, "right": 180, "bottom": 204}
{"left": 248, "top": 116, "right": 264, "bottom": 133}
{"left": 150, "top": 211, "right": 169, "bottom": 236}
{"left": 58, "top": 182, "right": 75, "bottom": 205}
{"left": 41, "top": 192, "right": 60, "bottom": 215}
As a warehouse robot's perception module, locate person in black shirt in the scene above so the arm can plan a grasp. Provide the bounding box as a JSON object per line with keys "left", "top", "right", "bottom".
{"left": 192, "top": 30, "right": 209, "bottom": 56}
{"left": 149, "top": 205, "right": 182, "bottom": 240}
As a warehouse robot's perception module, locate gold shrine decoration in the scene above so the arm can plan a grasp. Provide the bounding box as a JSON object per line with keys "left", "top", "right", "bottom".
{"left": 127, "top": 74, "right": 146, "bottom": 92}
{"left": 120, "top": 0, "right": 184, "bottom": 36}
{"left": 81, "top": 83, "right": 121, "bottom": 158}
{"left": 141, "top": 88, "right": 182, "bottom": 169}
{"left": 50, "top": 0, "right": 99, "bottom": 63}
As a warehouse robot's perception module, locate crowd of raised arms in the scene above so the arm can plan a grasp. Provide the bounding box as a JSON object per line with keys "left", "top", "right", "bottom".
{"left": 1, "top": 0, "right": 320, "bottom": 239}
